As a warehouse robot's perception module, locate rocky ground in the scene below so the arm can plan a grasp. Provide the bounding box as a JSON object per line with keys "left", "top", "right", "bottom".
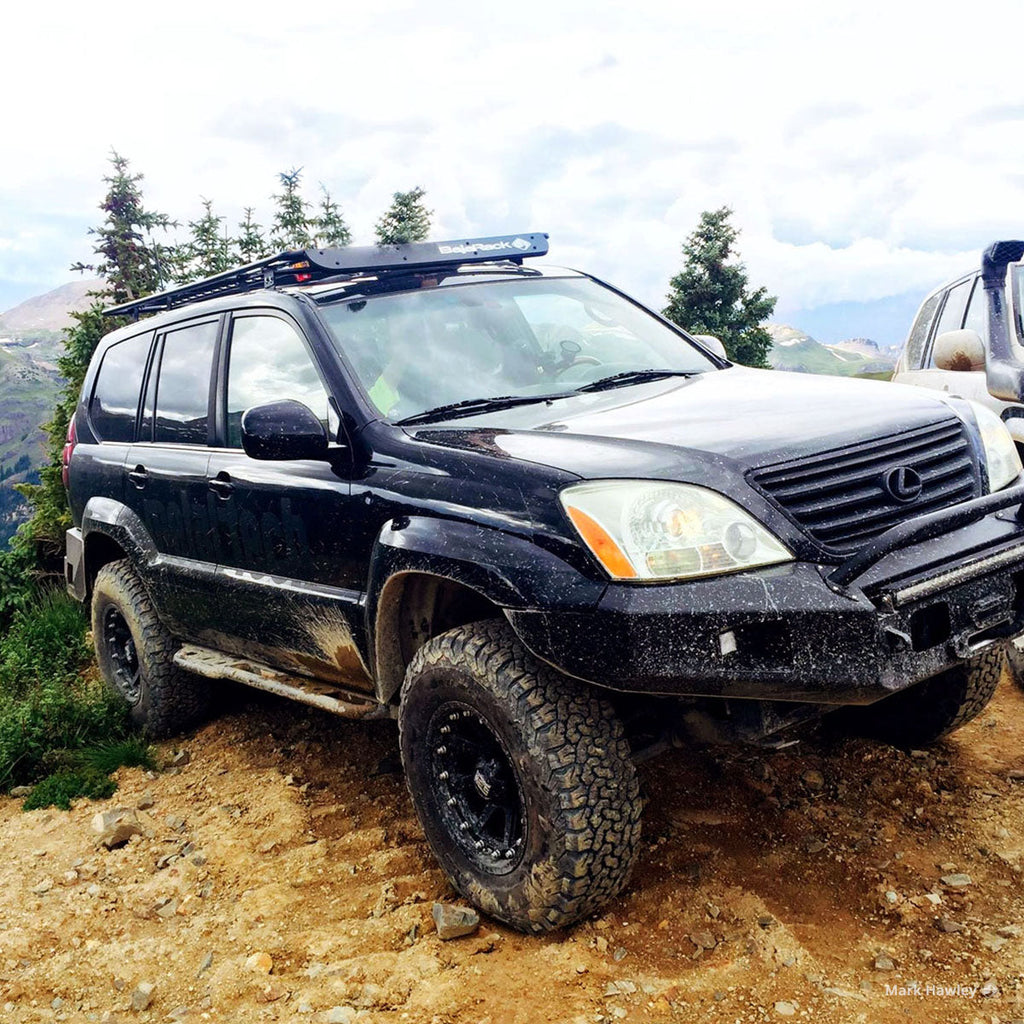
{"left": 4, "top": 671, "right": 1024, "bottom": 1024}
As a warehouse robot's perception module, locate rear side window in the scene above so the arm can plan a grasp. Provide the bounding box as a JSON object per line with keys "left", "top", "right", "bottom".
{"left": 154, "top": 321, "right": 218, "bottom": 445}
{"left": 902, "top": 292, "right": 941, "bottom": 370}
{"left": 89, "top": 333, "right": 152, "bottom": 442}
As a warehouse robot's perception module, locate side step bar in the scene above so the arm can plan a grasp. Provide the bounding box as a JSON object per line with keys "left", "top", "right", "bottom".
{"left": 173, "top": 644, "right": 388, "bottom": 719}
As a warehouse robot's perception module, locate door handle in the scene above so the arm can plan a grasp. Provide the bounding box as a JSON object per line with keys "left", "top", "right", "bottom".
{"left": 127, "top": 466, "right": 148, "bottom": 489}
{"left": 208, "top": 474, "right": 234, "bottom": 499}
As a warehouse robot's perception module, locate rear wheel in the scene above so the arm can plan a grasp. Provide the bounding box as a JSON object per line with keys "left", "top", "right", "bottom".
{"left": 92, "top": 560, "right": 208, "bottom": 737}
{"left": 842, "top": 644, "right": 1005, "bottom": 748}
{"left": 398, "top": 620, "right": 641, "bottom": 932}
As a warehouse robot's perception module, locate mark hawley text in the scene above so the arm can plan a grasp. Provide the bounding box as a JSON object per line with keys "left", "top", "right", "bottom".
{"left": 885, "top": 982, "right": 978, "bottom": 999}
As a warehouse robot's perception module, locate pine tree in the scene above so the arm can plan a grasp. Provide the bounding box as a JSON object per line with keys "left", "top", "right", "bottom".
{"left": 269, "top": 168, "right": 315, "bottom": 251}
{"left": 70, "top": 149, "right": 175, "bottom": 304}
{"left": 18, "top": 154, "right": 172, "bottom": 560}
{"left": 374, "top": 187, "right": 432, "bottom": 245}
{"left": 236, "top": 207, "right": 268, "bottom": 264}
{"left": 314, "top": 185, "right": 352, "bottom": 248}
{"left": 662, "top": 207, "right": 776, "bottom": 368}
{"left": 174, "top": 198, "right": 233, "bottom": 282}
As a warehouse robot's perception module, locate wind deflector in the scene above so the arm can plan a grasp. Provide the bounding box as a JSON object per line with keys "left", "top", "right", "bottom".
{"left": 104, "top": 233, "right": 549, "bottom": 320}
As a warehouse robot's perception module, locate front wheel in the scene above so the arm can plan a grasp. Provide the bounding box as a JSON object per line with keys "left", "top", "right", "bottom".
{"left": 841, "top": 644, "right": 1006, "bottom": 749}
{"left": 1006, "top": 639, "right": 1024, "bottom": 691}
{"left": 398, "top": 620, "right": 641, "bottom": 933}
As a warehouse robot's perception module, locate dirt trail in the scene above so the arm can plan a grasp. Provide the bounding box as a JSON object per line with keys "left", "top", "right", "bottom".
{"left": 4, "top": 674, "right": 1024, "bottom": 1023}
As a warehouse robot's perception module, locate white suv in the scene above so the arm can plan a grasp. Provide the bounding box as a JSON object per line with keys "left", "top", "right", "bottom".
{"left": 893, "top": 241, "right": 1024, "bottom": 435}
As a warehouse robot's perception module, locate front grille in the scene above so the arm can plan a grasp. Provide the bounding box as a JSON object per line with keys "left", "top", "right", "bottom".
{"left": 749, "top": 418, "right": 981, "bottom": 556}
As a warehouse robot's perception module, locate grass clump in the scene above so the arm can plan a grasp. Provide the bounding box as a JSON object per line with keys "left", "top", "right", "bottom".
{"left": 23, "top": 768, "right": 116, "bottom": 811}
{"left": 0, "top": 588, "right": 150, "bottom": 801}
{"left": 77, "top": 738, "right": 158, "bottom": 775}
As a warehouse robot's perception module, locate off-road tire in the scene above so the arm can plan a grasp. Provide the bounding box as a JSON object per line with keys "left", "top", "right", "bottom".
{"left": 1006, "top": 639, "right": 1024, "bottom": 691}
{"left": 844, "top": 644, "right": 1006, "bottom": 749}
{"left": 398, "top": 619, "right": 641, "bottom": 933}
{"left": 91, "top": 559, "right": 208, "bottom": 737}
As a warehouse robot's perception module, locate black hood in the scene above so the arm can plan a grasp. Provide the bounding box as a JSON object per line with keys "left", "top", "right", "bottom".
{"left": 409, "top": 366, "right": 967, "bottom": 481}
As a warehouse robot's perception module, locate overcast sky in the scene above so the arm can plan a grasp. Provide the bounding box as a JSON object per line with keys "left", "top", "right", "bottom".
{"left": 2, "top": 1, "right": 1023, "bottom": 346}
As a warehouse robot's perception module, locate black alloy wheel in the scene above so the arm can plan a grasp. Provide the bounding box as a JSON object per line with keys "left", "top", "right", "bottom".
{"left": 103, "top": 605, "right": 142, "bottom": 705}
{"left": 427, "top": 701, "right": 526, "bottom": 874}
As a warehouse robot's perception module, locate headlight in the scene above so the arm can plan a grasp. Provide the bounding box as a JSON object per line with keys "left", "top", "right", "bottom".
{"left": 560, "top": 480, "right": 793, "bottom": 582}
{"left": 968, "top": 402, "right": 1022, "bottom": 492}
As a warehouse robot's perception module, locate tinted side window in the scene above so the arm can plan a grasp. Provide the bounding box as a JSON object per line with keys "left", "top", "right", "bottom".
{"left": 154, "top": 321, "right": 218, "bottom": 445}
{"left": 962, "top": 276, "right": 989, "bottom": 345}
{"left": 226, "top": 316, "right": 329, "bottom": 448}
{"left": 89, "top": 333, "right": 152, "bottom": 442}
{"left": 903, "top": 292, "right": 941, "bottom": 370}
{"left": 926, "top": 279, "right": 971, "bottom": 367}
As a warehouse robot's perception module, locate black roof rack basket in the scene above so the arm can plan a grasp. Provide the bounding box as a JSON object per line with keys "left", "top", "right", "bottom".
{"left": 104, "top": 233, "right": 549, "bottom": 319}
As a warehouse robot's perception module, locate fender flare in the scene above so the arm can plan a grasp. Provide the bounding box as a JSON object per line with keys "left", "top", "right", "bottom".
{"left": 80, "top": 497, "right": 158, "bottom": 591}
{"left": 365, "top": 516, "right": 605, "bottom": 700}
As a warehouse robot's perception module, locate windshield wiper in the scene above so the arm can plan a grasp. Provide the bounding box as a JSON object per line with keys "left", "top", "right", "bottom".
{"left": 396, "top": 392, "right": 576, "bottom": 426}
{"left": 574, "top": 368, "right": 697, "bottom": 393}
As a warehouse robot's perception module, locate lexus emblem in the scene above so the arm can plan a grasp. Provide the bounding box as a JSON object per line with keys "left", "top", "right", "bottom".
{"left": 883, "top": 465, "right": 923, "bottom": 503}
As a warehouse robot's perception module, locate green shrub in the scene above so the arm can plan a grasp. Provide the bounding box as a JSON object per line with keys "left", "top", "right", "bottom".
{"left": 0, "top": 588, "right": 132, "bottom": 790}
{"left": 0, "top": 587, "right": 92, "bottom": 696}
{"left": 23, "top": 768, "right": 116, "bottom": 811}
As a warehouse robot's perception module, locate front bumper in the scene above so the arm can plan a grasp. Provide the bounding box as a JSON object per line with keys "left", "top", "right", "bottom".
{"left": 508, "top": 486, "right": 1024, "bottom": 705}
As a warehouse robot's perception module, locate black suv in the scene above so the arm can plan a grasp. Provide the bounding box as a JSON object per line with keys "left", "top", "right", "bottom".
{"left": 65, "top": 234, "right": 1024, "bottom": 932}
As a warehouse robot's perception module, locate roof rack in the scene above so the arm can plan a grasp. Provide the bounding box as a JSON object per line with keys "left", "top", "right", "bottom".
{"left": 104, "top": 232, "right": 550, "bottom": 319}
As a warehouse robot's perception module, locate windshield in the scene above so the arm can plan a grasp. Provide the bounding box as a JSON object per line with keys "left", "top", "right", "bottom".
{"left": 317, "top": 276, "right": 718, "bottom": 421}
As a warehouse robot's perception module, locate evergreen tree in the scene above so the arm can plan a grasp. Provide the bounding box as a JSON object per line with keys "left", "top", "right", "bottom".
{"left": 18, "top": 154, "right": 172, "bottom": 560}
{"left": 314, "top": 185, "right": 352, "bottom": 248}
{"left": 662, "top": 207, "right": 776, "bottom": 368}
{"left": 174, "top": 198, "right": 233, "bottom": 282}
{"left": 236, "top": 207, "right": 268, "bottom": 264}
{"left": 70, "top": 149, "right": 175, "bottom": 304}
{"left": 269, "top": 168, "right": 315, "bottom": 251}
{"left": 374, "top": 187, "right": 432, "bottom": 245}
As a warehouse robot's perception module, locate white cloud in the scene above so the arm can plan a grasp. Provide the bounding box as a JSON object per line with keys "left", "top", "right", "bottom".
{"left": 3, "top": 0, "right": 1024, "bottom": 334}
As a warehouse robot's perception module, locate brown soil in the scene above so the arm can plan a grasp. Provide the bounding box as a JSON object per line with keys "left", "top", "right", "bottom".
{"left": 4, "top": 674, "right": 1024, "bottom": 1024}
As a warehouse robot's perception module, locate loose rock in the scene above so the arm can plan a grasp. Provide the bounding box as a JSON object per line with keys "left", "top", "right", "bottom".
{"left": 940, "top": 873, "right": 973, "bottom": 888}
{"left": 775, "top": 1001, "right": 797, "bottom": 1016}
{"left": 130, "top": 981, "right": 155, "bottom": 1012}
{"left": 873, "top": 955, "right": 895, "bottom": 971}
{"left": 92, "top": 809, "right": 144, "bottom": 850}
{"left": 326, "top": 1008, "right": 356, "bottom": 1024}
{"left": 245, "top": 951, "right": 273, "bottom": 973}
{"left": 431, "top": 902, "right": 479, "bottom": 940}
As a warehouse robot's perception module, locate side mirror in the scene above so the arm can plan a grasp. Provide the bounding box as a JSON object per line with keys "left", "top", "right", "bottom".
{"left": 932, "top": 329, "right": 985, "bottom": 372}
{"left": 241, "top": 400, "right": 329, "bottom": 461}
{"left": 692, "top": 334, "right": 728, "bottom": 360}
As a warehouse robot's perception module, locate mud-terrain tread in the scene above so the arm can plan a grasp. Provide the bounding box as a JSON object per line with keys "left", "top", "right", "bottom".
{"left": 398, "top": 619, "right": 641, "bottom": 933}
{"left": 846, "top": 644, "right": 1005, "bottom": 748}
{"left": 91, "top": 559, "right": 208, "bottom": 737}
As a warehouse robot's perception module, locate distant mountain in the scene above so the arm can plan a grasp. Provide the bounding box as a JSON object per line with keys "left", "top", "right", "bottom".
{"left": 0, "top": 281, "right": 96, "bottom": 546}
{"left": 766, "top": 324, "right": 897, "bottom": 378}
{"left": 0, "top": 279, "right": 99, "bottom": 334}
